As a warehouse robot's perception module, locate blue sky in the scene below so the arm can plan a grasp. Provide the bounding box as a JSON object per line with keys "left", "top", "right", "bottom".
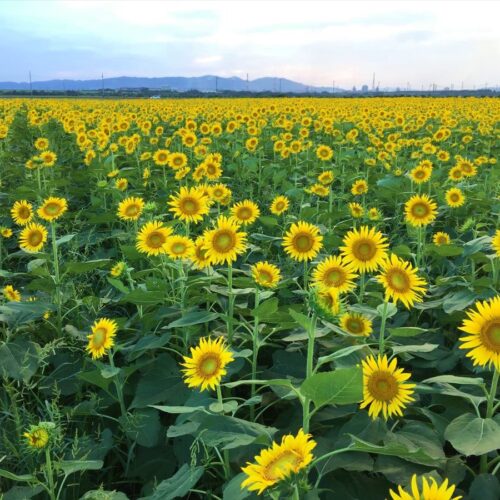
{"left": 1, "top": 0, "right": 499, "bottom": 88}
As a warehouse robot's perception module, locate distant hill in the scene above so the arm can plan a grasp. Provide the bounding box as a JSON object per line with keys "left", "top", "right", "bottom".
{"left": 0, "top": 75, "right": 339, "bottom": 93}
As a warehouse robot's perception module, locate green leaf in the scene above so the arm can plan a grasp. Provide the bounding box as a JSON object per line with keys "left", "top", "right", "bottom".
{"left": 430, "top": 244, "right": 463, "bottom": 257}
{"left": 65, "top": 259, "right": 110, "bottom": 274}
{"left": 59, "top": 460, "right": 103, "bottom": 476}
{"left": 300, "top": 367, "right": 363, "bottom": 408}
{"left": 422, "top": 375, "right": 484, "bottom": 386}
{"left": 0, "top": 338, "right": 40, "bottom": 382}
{"left": 289, "top": 308, "right": 313, "bottom": 331}
{"left": 56, "top": 233, "right": 76, "bottom": 246}
{"left": 468, "top": 474, "right": 500, "bottom": 500}
{"left": 445, "top": 413, "right": 500, "bottom": 456}
{"left": 222, "top": 473, "right": 252, "bottom": 500}
{"left": 316, "top": 345, "right": 367, "bottom": 368}
{"left": 0, "top": 469, "right": 35, "bottom": 482}
{"left": 120, "top": 289, "right": 164, "bottom": 306}
{"left": 166, "top": 310, "right": 219, "bottom": 328}
{"left": 0, "top": 301, "right": 54, "bottom": 327}
{"left": 391, "top": 344, "right": 438, "bottom": 355}
{"left": 463, "top": 235, "right": 491, "bottom": 256}
{"left": 140, "top": 464, "right": 204, "bottom": 500}
{"left": 388, "top": 327, "right": 427, "bottom": 337}
{"left": 442, "top": 289, "right": 477, "bottom": 314}
{"left": 107, "top": 277, "right": 129, "bottom": 294}
{"left": 252, "top": 297, "right": 278, "bottom": 318}
{"left": 123, "top": 408, "right": 160, "bottom": 448}
{"left": 151, "top": 405, "right": 205, "bottom": 414}
{"left": 80, "top": 490, "right": 130, "bottom": 500}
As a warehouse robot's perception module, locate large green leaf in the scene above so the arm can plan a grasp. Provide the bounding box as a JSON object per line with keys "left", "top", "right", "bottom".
{"left": 0, "top": 338, "right": 40, "bottom": 382}
{"left": 300, "top": 367, "right": 363, "bottom": 408}
{"left": 166, "top": 310, "right": 219, "bottom": 328}
{"left": 445, "top": 413, "right": 500, "bottom": 456}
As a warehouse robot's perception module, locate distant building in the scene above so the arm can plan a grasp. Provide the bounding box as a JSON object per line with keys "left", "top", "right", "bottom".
{"left": 361, "top": 85, "right": 369, "bottom": 93}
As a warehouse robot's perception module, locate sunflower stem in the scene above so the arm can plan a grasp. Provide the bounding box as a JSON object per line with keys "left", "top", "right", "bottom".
{"left": 378, "top": 301, "right": 389, "bottom": 355}
{"left": 480, "top": 369, "right": 499, "bottom": 473}
{"left": 227, "top": 264, "right": 234, "bottom": 344}
{"left": 357, "top": 273, "right": 366, "bottom": 304}
{"left": 216, "top": 385, "right": 231, "bottom": 479}
{"left": 109, "top": 352, "right": 128, "bottom": 421}
{"left": 250, "top": 287, "right": 260, "bottom": 421}
{"left": 50, "top": 222, "right": 62, "bottom": 335}
{"left": 303, "top": 312, "right": 317, "bottom": 433}
{"left": 44, "top": 447, "right": 57, "bottom": 500}
{"left": 311, "top": 445, "right": 353, "bottom": 467}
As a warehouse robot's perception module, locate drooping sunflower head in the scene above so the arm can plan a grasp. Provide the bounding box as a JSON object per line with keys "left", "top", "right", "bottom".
{"left": 110, "top": 261, "right": 126, "bottom": 277}
{"left": 340, "top": 225, "right": 389, "bottom": 273}
{"left": 136, "top": 220, "right": 173, "bottom": 257}
{"left": 251, "top": 261, "right": 281, "bottom": 288}
{"left": 270, "top": 195, "right": 289, "bottom": 215}
{"left": 115, "top": 178, "right": 128, "bottom": 191}
{"left": 23, "top": 423, "right": 53, "bottom": 450}
{"left": 181, "top": 336, "right": 234, "bottom": 391}
{"left": 351, "top": 179, "right": 368, "bottom": 196}
{"left": 311, "top": 255, "right": 358, "bottom": 294}
{"left": 340, "top": 312, "right": 372, "bottom": 337}
{"left": 459, "top": 296, "right": 500, "bottom": 371}
{"left": 11, "top": 200, "right": 34, "bottom": 226}
{"left": 37, "top": 197, "right": 68, "bottom": 222}
{"left": 360, "top": 354, "right": 415, "bottom": 420}
{"left": 164, "top": 234, "right": 195, "bottom": 260}
{"left": 389, "top": 474, "right": 462, "bottom": 500}
{"left": 315, "top": 287, "right": 343, "bottom": 319}
{"left": 3, "top": 285, "right": 21, "bottom": 302}
{"left": 168, "top": 186, "right": 209, "bottom": 223}
{"left": 445, "top": 188, "right": 465, "bottom": 208}
{"left": 230, "top": 200, "right": 260, "bottom": 226}
{"left": 404, "top": 194, "right": 438, "bottom": 227}
{"left": 282, "top": 221, "right": 323, "bottom": 262}
{"left": 117, "top": 197, "right": 145, "bottom": 221}
{"left": 241, "top": 429, "right": 317, "bottom": 495}
{"left": 377, "top": 254, "right": 427, "bottom": 309}
{"left": 433, "top": 231, "right": 451, "bottom": 246}
{"left": 19, "top": 223, "right": 48, "bottom": 253}
{"left": 86, "top": 318, "right": 118, "bottom": 360}
{"left": 202, "top": 216, "right": 247, "bottom": 266}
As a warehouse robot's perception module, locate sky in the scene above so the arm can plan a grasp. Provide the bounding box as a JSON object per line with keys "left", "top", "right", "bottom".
{"left": 0, "top": 0, "right": 499, "bottom": 89}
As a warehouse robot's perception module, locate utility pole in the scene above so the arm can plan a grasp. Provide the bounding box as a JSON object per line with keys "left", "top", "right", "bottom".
{"left": 29, "top": 71, "right": 32, "bottom": 96}
{"left": 215, "top": 76, "right": 218, "bottom": 92}
{"left": 332, "top": 80, "right": 335, "bottom": 94}
{"left": 101, "top": 73, "right": 104, "bottom": 98}
{"left": 372, "top": 73, "right": 375, "bottom": 91}
{"left": 246, "top": 73, "right": 249, "bottom": 91}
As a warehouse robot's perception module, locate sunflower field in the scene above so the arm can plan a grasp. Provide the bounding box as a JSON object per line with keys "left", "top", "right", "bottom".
{"left": 0, "top": 97, "right": 499, "bottom": 500}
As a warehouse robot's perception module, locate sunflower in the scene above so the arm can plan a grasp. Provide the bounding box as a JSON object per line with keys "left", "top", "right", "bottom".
{"left": 23, "top": 425, "right": 50, "bottom": 449}
{"left": 251, "top": 261, "right": 281, "bottom": 288}
{"left": 316, "top": 144, "right": 333, "bottom": 161}
{"left": 459, "top": 296, "right": 500, "bottom": 371}
{"left": 19, "top": 223, "right": 48, "bottom": 252}
{"left": 318, "top": 170, "right": 334, "bottom": 185}
{"left": 351, "top": 179, "right": 368, "bottom": 196}
{"left": 492, "top": 229, "right": 500, "bottom": 257}
{"left": 37, "top": 197, "right": 68, "bottom": 222}
{"left": 192, "top": 236, "right": 212, "bottom": 269}
{"left": 458, "top": 159, "right": 477, "bottom": 177}
{"left": 1, "top": 227, "right": 12, "bottom": 238}
{"left": 340, "top": 225, "right": 389, "bottom": 273}
{"left": 389, "top": 474, "right": 462, "bottom": 500}
{"left": 34, "top": 137, "right": 49, "bottom": 151}
{"left": 168, "top": 186, "right": 209, "bottom": 223}
{"left": 445, "top": 188, "right": 465, "bottom": 208}
{"left": 11, "top": 200, "right": 33, "bottom": 226}
{"left": 164, "top": 235, "right": 195, "bottom": 260}
{"left": 282, "top": 221, "right": 323, "bottom": 262}
{"left": 377, "top": 254, "right": 427, "bottom": 309}
{"left": 136, "top": 221, "right": 172, "bottom": 257}
{"left": 202, "top": 216, "right": 247, "bottom": 265}
{"left": 86, "top": 318, "right": 118, "bottom": 359}
{"left": 117, "top": 197, "right": 144, "bottom": 221}
{"left": 432, "top": 232, "right": 452, "bottom": 247}
{"left": 152, "top": 149, "right": 170, "bottom": 166}
{"left": 203, "top": 155, "right": 223, "bottom": 180}
{"left": 368, "top": 207, "right": 382, "bottom": 221}
{"left": 316, "top": 287, "right": 342, "bottom": 317}
{"left": 360, "top": 354, "right": 415, "bottom": 420}
{"left": 410, "top": 165, "right": 432, "bottom": 184}
{"left": 241, "top": 429, "right": 316, "bottom": 495}
{"left": 349, "top": 202, "right": 364, "bottom": 218}
{"left": 448, "top": 166, "right": 463, "bottom": 181}
{"left": 181, "top": 336, "right": 234, "bottom": 391}
{"left": 309, "top": 183, "right": 329, "bottom": 197}
{"left": 230, "top": 200, "right": 260, "bottom": 225}
{"left": 270, "top": 195, "right": 289, "bottom": 215}
{"left": 40, "top": 150, "right": 57, "bottom": 167}
{"left": 3, "top": 285, "right": 21, "bottom": 302}
{"left": 209, "top": 183, "right": 231, "bottom": 204}
{"left": 404, "top": 194, "right": 438, "bottom": 227}
{"left": 115, "top": 178, "right": 128, "bottom": 191}
{"left": 167, "top": 152, "right": 187, "bottom": 170}
{"left": 340, "top": 312, "right": 372, "bottom": 336}
{"left": 110, "top": 261, "right": 126, "bottom": 277}
{"left": 311, "top": 255, "right": 358, "bottom": 294}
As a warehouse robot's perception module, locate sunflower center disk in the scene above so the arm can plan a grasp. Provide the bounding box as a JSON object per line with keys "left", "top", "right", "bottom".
{"left": 147, "top": 232, "right": 165, "bottom": 248}
{"left": 45, "top": 203, "right": 60, "bottom": 215}
{"left": 29, "top": 231, "right": 42, "bottom": 245}
{"left": 354, "top": 240, "right": 375, "bottom": 260}
{"left": 265, "top": 451, "right": 299, "bottom": 481}
{"left": 182, "top": 199, "right": 198, "bottom": 214}
{"left": 237, "top": 208, "right": 252, "bottom": 220}
{"left": 388, "top": 270, "right": 410, "bottom": 292}
{"left": 294, "top": 234, "right": 313, "bottom": 252}
{"left": 369, "top": 372, "right": 398, "bottom": 401}
{"left": 412, "top": 203, "right": 428, "bottom": 218}
{"left": 126, "top": 205, "right": 139, "bottom": 216}
{"left": 482, "top": 321, "right": 500, "bottom": 352}
{"left": 19, "top": 207, "right": 30, "bottom": 218}
{"left": 347, "top": 319, "right": 361, "bottom": 333}
{"left": 214, "top": 231, "right": 234, "bottom": 252}
{"left": 92, "top": 328, "right": 107, "bottom": 348}
{"left": 325, "top": 269, "right": 343, "bottom": 286}
{"left": 172, "top": 243, "right": 186, "bottom": 254}
{"left": 200, "top": 356, "right": 219, "bottom": 376}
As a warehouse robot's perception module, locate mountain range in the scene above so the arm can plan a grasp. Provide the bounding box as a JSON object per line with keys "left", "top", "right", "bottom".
{"left": 0, "top": 75, "right": 339, "bottom": 93}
